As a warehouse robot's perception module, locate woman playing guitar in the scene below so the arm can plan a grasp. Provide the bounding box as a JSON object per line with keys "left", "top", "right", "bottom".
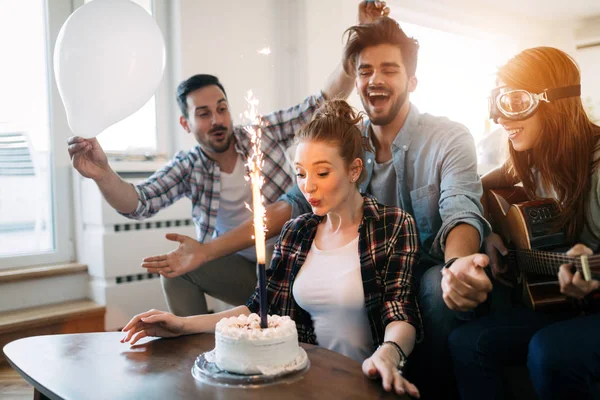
{"left": 449, "top": 46, "right": 600, "bottom": 400}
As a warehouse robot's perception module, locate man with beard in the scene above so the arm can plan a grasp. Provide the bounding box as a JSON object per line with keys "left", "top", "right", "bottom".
{"left": 67, "top": 2, "right": 390, "bottom": 319}
{"left": 337, "top": 18, "right": 492, "bottom": 399}
{"left": 67, "top": 70, "right": 357, "bottom": 316}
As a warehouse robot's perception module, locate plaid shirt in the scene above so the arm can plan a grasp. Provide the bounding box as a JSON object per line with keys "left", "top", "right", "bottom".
{"left": 120, "top": 93, "right": 324, "bottom": 243}
{"left": 247, "top": 195, "right": 422, "bottom": 348}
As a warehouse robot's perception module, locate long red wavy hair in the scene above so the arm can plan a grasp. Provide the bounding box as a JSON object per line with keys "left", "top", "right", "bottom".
{"left": 498, "top": 46, "right": 600, "bottom": 243}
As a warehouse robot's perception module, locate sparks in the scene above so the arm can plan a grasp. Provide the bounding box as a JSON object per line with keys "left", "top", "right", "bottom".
{"left": 244, "top": 90, "right": 266, "bottom": 264}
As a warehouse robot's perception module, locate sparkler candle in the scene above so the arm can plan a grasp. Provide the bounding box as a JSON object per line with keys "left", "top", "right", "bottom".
{"left": 244, "top": 90, "right": 268, "bottom": 329}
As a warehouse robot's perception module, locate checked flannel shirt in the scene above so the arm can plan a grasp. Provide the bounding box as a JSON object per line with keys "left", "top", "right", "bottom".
{"left": 247, "top": 195, "right": 422, "bottom": 348}
{"left": 120, "top": 93, "right": 324, "bottom": 243}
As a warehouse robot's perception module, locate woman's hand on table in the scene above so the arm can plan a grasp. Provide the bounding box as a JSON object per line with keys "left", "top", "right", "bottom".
{"left": 121, "top": 309, "right": 186, "bottom": 345}
{"left": 362, "top": 344, "right": 420, "bottom": 398}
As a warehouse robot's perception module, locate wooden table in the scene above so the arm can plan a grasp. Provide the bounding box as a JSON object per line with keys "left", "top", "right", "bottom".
{"left": 3, "top": 332, "right": 408, "bottom": 399}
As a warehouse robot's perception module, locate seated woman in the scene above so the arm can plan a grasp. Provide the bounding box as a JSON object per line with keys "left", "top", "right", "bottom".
{"left": 121, "top": 100, "right": 422, "bottom": 397}
{"left": 449, "top": 46, "right": 600, "bottom": 400}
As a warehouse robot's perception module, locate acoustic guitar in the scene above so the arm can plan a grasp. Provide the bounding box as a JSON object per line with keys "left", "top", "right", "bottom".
{"left": 486, "top": 187, "right": 600, "bottom": 312}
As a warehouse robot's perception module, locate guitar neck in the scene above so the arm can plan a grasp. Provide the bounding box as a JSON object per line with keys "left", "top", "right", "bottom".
{"left": 514, "top": 249, "right": 600, "bottom": 280}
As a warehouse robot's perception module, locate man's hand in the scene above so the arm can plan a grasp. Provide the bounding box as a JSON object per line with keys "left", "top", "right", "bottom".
{"left": 67, "top": 136, "right": 110, "bottom": 181}
{"left": 441, "top": 254, "right": 493, "bottom": 311}
{"left": 358, "top": 1, "right": 390, "bottom": 25}
{"left": 558, "top": 244, "right": 600, "bottom": 299}
{"left": 141, "top": 233, "right": 212, "bottom": 278}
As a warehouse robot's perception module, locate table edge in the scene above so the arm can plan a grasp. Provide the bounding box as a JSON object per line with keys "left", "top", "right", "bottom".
{"left": 4, "top": 350, "right": 63, "bottom": 400}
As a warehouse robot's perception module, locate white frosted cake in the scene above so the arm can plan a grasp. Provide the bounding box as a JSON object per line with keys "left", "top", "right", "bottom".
{"left": 214, "top": 313, "right": 303, "bottom": 375}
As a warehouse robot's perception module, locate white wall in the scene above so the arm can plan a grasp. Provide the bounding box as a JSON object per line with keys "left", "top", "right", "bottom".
{"left": 575, "top": 16, "right": 600, "bottom": 123}
{"left": 172, "top": 0, "right": 313, "bottom": 152}
{"left": 302, "top": 0, "right": 359, "bottom": 106}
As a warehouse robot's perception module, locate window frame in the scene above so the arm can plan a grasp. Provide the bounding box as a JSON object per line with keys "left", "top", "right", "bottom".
{"left": 0, "top": 0, "right": 173, "bottom": 269}
{"left": 0, "top": 0, "right": 74, "bottom": 270}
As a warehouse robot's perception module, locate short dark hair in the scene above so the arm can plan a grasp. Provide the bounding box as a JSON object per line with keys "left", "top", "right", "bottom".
{"left": 343, "top": 17, "right": 419, "bottom": 77}
{"left": 176, "top": 74, "right": 227, "bottom": 118}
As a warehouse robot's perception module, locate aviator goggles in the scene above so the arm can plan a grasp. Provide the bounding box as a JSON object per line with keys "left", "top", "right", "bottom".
{"left": 489, "top": 84, "right": 581, "bottom": 123}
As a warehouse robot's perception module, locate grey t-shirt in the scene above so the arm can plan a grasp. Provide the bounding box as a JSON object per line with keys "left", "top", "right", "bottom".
{"left": 368, "top": 158, "right": 398, "bottom": 207}
{"left": 534, "top": 150, "right": 600, "bottom": 250}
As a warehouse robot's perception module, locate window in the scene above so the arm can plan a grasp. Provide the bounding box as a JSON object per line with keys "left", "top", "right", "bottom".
{"left": 0, "top": 0, "right": 169, "bottom": 269}
{"left": 0, "top": 0, "right": 73, "bottom": 267}
{"left": 397, "top": 21, "right": 514, "bottom": 143}
{"left": 83, "top": 0, "right": 161, "bottom": 155}
{"left": 395, "top": 21, "right": 517, "bottom": 170}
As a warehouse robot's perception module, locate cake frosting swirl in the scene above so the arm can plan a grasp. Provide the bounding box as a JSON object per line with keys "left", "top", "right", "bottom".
{"left": 214, "top": 313, "right": 301, "bottom": 375}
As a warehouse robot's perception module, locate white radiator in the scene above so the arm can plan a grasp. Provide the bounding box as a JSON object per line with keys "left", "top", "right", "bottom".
{"left": 73, "top": 160, "right": 230, "bottom": 331}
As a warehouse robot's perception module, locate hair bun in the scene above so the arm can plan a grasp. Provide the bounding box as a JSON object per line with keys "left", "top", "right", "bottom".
{"left": 315, "top": 99, "right": 363, "bottom": 125}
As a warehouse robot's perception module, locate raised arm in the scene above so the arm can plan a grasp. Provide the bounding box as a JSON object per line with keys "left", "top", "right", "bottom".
{"left": 68, "top": 136, "right": 139, "bottom": 214}
{"left": 321, "top": 63, "right": 354, "bottom": 101}
{"left": 260, "top": 0, "right": 390, "bottom": 144}
{"left": 321, "top": 0, "right": 391, "bottom": 101}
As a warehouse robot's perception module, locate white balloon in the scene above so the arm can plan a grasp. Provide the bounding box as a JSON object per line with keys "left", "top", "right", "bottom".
{"left": 54, "top": 0, "right": 165, "bottom": 138}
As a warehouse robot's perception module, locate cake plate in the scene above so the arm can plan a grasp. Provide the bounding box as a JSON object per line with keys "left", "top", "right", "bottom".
{"left": 192, "top": 348, "right": 310, "bottom": 388}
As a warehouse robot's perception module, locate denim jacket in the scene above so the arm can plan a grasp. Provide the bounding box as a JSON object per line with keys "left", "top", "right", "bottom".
{"left": 281, "top": 104, "right": 491, "bottom": 263}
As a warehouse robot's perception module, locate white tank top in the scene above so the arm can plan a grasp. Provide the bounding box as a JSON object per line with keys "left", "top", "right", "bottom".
{"left": 215, "top": 154, "right": 277, "bottom": 261}
{"left": 292, "top": 235, "right": 373, "bottom": 362}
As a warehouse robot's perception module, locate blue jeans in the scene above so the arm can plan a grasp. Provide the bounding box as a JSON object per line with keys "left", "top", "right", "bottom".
{"left": 449, "top": 307, "right": 600, "bottom": 400}
{"left": 410, "top": 264, "right": 480, "bottom": 400}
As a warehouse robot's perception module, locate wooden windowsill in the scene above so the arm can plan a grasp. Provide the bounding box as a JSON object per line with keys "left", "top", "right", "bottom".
{"left": 0, "top": 263, "right": 87, "bottom": 284}
{"left": 0, "top": 299, "right": 105, "bottom": 336}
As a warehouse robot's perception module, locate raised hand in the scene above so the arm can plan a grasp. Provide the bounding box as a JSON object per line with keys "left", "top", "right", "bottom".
{"left": 67, "top": 136, "right": 109, "bottom": 181}
{"left": 558, "top": 244, "right": 600, "bottom": 299}
{"left": 441, "top": 254, "right": 493, "bottom": 311}
{"left": 141, "top": 233, "right": 210, "bottom": 278}
{"left": 358, "top": 1, "right": 390, "bottom": 25}
{"left": 121, "top": 309, "right": 186, "bottom": 345}
{"left": 362, "top": 344, "right": 420, "bottom": 398}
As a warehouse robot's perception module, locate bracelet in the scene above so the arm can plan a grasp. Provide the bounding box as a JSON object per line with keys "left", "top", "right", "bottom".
{"left": 443, "top": 257, "right": 459, "bottom": 269}
{"left": 378, "top": 341, "right": 407, "bottom": 369}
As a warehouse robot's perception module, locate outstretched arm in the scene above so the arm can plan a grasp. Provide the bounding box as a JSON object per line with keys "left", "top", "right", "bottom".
{"left": 68, "top": 136, "right": 139, "bottom": 214}
{"left": 121, "top": 305, "right": 251, "bottom": 345}
{"left": 141, "top": 200, "right": 293, "bottom": 278}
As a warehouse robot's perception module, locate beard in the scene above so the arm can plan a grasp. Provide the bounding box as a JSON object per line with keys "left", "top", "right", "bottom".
{"left": 362, "top": 84, "right": 409, "bottom": 126}
{"left": 198, "top": 124, "right": 233, "bottom": 154}
{"left": 208, "top": 133, "right": 233, "bottom": 153}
